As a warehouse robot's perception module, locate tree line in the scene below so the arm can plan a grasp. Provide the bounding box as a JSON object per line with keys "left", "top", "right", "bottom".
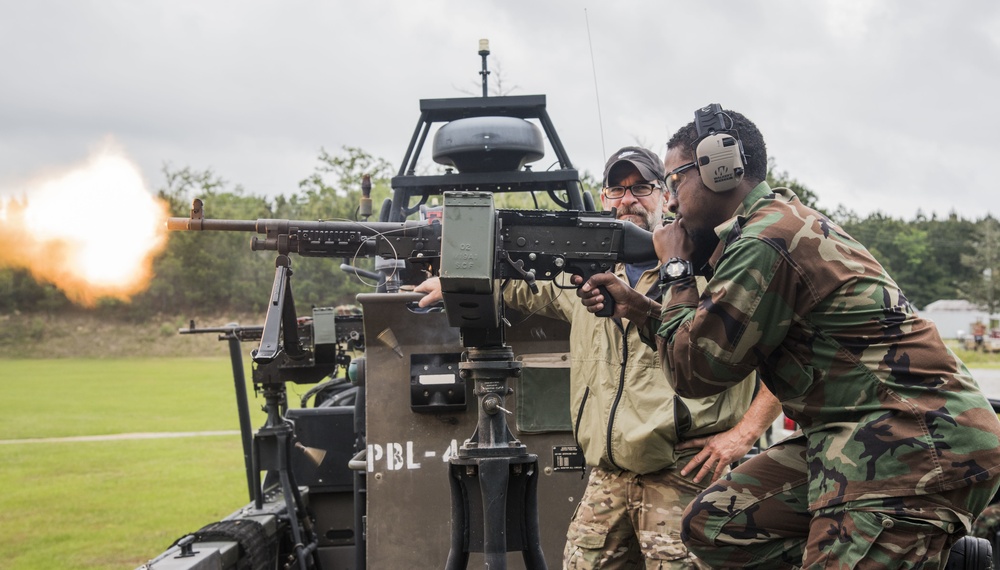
{"left": 2, "top": 147, "right": 999, "bottom": 318}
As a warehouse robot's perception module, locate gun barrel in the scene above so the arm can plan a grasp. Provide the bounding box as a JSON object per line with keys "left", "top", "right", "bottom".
{"left": 166, "top": 218, "right": 259, "bottom": 232}
{"left": 168, "top": 215, "right": 442, "bottom": 259}
{"left": 167, "top": 217, "right": 433, "bottom": 235}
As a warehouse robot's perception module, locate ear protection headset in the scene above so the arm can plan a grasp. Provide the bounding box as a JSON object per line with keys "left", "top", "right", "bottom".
{"left": 693, "top": 103, "right": 748, "bottom": 192}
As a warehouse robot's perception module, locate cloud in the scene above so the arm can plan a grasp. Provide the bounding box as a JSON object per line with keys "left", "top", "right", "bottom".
{"left": 1, "top": 0, "right": 998, "bottom": 221}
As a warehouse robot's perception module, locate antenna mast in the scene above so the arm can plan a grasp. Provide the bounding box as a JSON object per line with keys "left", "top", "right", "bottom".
{"left": 478, "top": 38, "right": 491, "bottom": 97}
{"left": 584, "top": 10, "right": 606, "bottom": 160}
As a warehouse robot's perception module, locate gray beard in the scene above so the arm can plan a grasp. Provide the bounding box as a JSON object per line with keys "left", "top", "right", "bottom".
{"left": 616, "top": 205, "right": 656, "bottom": 231}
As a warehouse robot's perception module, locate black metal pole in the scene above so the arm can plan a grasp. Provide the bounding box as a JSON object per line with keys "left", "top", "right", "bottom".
{"left": 225, "top": 333, "right": 256, "bottom": 502}
{"left": 478, "top": 39, "right": 490, "bottom": 97}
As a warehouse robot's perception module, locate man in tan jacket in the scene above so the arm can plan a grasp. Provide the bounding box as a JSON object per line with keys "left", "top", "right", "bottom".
{"left": 418, "top": 146, "right": 781, "bottom": 569}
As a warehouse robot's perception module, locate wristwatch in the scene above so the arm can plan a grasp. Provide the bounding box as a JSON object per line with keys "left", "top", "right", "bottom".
{"left": 659, "top": 257, "right": 693, "bottom": 285}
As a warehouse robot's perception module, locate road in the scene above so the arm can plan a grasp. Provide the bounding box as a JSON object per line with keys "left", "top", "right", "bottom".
{"left": 972, "top": 369, "right": 1000, "bottom": 401}
{"left": 0, "top": 430, "right": 240, "bottom": 445}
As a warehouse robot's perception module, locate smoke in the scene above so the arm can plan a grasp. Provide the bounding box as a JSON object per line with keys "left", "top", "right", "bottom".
{"left": 0, "top": 143, "right": 170, "bottom": 307}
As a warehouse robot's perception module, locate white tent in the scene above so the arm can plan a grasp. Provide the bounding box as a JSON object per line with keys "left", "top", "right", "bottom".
{"left": 921, "top": 300, "right": 993, "bottom": 340}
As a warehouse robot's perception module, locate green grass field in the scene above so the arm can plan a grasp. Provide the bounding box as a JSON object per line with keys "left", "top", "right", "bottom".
{"left": 2, "top": 344, "right": 996, "bottom": 570}
{"left": 0, "top": 358, "right": 287, "bottom": 570}
{"left": 950, "top": 341, "right": 1000, "bottom": 369}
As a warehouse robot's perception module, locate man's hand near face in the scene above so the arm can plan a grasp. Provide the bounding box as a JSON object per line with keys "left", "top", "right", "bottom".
{"left": 652, "top": 219, "right": 697, "bottom": 265}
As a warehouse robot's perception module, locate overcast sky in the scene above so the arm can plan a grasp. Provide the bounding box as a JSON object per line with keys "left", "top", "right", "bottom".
{"left": 2, "top": 1, "right": 998, "bottom": 220}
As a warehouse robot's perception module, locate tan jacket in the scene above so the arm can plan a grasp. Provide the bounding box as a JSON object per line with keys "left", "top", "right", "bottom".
{"left": 504, "top": 265, "right": 756, "bottom": 474}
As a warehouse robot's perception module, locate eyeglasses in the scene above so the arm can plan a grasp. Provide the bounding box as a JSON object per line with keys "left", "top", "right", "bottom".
{"left": 601, "top": 182, "right": 661, "bottom": 200}
{"left": 665, "top": 162, "right": 698, "bottom": 196}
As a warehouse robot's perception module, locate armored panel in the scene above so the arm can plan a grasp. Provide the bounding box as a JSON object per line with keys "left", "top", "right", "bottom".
{"left": 286, "top": 406, "right": 355, "bottom": 492}
{"left": 359, "top": 292, "right": 585, "bottom": 569}
{"left": 310, "top": 491, "right": 357, "bottom": 568}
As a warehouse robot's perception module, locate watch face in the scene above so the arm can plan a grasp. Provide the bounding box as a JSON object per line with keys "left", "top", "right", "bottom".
{"left": 666, "top": 261, "right": 686, "bottom": 278}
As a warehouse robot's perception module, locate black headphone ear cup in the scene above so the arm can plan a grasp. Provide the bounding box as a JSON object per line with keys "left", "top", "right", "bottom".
{"left": 695, "top": 133, "right": 745, "bottom": 192}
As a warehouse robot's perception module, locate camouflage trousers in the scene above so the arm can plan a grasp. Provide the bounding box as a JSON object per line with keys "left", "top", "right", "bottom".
{"left": 563, "top": 454, "right": 714, "bottom": 570}
{"left": 681, "top": 437, "right": 1000, "bottom": 569}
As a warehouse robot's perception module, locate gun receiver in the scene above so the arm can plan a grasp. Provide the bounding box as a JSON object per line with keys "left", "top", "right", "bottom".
{"left": 498, "top": 208, "right": 655, "bottom": 291}
{"left": 179, "top": 311, "right": 364, "bottom": 386}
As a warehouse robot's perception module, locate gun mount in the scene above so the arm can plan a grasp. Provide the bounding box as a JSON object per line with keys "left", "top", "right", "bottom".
{"left": 172, "top": 310, "right": 365, "bottom": 570}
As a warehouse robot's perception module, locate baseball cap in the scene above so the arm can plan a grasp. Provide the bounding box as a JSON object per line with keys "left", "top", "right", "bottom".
{"left": 602, "top": 146, "right": 666, "bottom": 187}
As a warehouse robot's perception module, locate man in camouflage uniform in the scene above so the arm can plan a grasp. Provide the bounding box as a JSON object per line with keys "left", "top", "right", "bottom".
{"left": 576, "top": 110, "right": 1000, "bottom": 568}
{"left": 418, "top": 146, "right": 782, "bottom": 569}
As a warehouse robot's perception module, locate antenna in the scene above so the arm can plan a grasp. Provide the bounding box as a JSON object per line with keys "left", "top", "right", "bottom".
{"left": 584, "top": 9, "right": 607, "bottom": 160}
{"left": 478, "top": 38, "right": 491, "bottom": 97}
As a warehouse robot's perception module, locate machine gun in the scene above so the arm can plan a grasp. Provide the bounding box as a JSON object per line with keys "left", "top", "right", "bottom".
{"left": 167, "top": 192, "right": 654, "bottom": 570}
{"left": 178, "top": 311, "right": 364, "bottom": 501}
{"left": 168, "top": 192, "right": 655, "bottom": 330}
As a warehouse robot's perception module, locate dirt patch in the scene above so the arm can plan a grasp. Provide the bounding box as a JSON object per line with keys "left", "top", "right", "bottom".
{"left": 0, "top": 311, "right": 262, "bottom": 359}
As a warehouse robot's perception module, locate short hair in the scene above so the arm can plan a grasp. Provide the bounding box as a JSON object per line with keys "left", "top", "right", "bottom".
{"left": 666, "top": 109, "right": 767, "bottom": 185}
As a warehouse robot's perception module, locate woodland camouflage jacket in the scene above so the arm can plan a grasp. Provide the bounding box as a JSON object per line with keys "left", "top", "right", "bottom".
{"left": 657, "top": 182, "right": 1000, "bottom": 510}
